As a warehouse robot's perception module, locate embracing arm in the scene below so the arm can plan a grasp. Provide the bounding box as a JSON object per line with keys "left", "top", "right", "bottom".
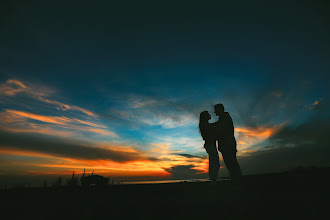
{"left": 210, "top": 122, "right": 217, "bottom": 126}
{"left": 209, "top": 122, "right": 220, "bottom": 140}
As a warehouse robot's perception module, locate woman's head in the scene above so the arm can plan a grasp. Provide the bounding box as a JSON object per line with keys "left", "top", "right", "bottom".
{"left": 199, "top": 111, "right": 211, "bottom": 124}
{"left": 199, "top": 111, "right": 211, "bottom": 139}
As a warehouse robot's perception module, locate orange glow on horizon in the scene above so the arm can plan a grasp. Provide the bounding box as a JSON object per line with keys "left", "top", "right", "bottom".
{"left": 0, "top": 145, "right": 209, "bottom": 180}
{"left": 0, "top": 147, "right": 171, "bottom": 177}
{"left": 235, "top": 124, "right": 284, "bottom": 151}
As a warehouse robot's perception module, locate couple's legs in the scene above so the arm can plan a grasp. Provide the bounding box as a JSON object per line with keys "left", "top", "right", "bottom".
{"left": 221, "top": 150, "right": 242, "bottom": 185}
{"left": 206, "top": 145, "right": 220, "bottom": 183}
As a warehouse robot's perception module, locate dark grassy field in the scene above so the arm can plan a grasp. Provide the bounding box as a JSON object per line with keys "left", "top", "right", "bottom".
{"left": 1, "top": 168, "right": 330, "bottom": 219}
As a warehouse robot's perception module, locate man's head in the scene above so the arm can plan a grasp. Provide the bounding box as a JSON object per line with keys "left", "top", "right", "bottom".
{"left": 214, "top": 103, "right": 224, "bottom": 116}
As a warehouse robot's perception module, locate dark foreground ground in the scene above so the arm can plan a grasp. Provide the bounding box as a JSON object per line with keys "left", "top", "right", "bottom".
{"left": 1, "top": 168, "right": 330, "bottom": 220}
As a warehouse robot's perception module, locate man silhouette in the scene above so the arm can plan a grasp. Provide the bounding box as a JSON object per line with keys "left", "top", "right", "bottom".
{"left": 213, "top": 104, "right": 242, "bottom": 186}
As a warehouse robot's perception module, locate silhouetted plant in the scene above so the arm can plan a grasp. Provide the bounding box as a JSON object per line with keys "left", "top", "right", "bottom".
{"left": 66, "top": 171, "right": 79, "bottom": 187}
{"left": 53, "top": 176, "right": 63, "bottom": 188}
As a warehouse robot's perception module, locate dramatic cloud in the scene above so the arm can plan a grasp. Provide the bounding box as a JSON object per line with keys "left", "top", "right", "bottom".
{"left": 0, "top": 109, "right": 118, "bottom": 137}
{"left": 0, "top": 79, "right": 95, "bottom": 117}
{"left": 164, "top": 165, "right": 207, "bottom": 180}
{"left": 0, "top": 129, "right": 155, "bottom": 163}
{"left": 238, "top": 108, "right": 330, "bottom": 174}
{"left": 0, "top": 79, "right": 118, "bottom": 138}
{"left": 235, "top": 125, "right": 284, "bottom": 151}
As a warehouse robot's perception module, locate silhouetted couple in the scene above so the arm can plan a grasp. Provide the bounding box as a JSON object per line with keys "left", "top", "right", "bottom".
{"left": 199, "top": 104, "right": 242, "bottom": 187}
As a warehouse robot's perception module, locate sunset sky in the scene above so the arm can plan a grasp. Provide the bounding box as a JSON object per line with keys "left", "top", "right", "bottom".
{"left": 1, "top": 1, "right": 330, "bottom": 186}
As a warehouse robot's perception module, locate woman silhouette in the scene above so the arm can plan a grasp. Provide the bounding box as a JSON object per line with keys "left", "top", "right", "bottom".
{"left": 199, "top": 111, "right": 220, "bottom": 185}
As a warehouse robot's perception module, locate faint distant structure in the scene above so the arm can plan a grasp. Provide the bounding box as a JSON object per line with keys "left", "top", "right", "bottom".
{"left": 80, "top": 169, "right": 109, "bottom": 187}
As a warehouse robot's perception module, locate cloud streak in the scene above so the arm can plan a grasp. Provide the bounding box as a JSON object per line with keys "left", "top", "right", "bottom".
{"left": 0, "top": 79, "right": 96, "bottom": 117}
{"left": 0, "top": 129, "right": 156, "bottom": 163}
{"left": 0, "top": 109, "right": 118, "bottom": 137}
{"left": 173, "top": 153, "right": 207, "bottom": 160}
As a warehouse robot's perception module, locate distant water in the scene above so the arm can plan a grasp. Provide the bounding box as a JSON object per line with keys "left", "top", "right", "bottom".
{"left": 122, "top": 178, "right": 229, "bottom": 185}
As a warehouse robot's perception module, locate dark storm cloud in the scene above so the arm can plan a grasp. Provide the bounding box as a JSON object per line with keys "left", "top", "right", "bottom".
{"left": 239, "top": 103, "right": 330, "bottom": 174}
{"left": 174, "top": 153, "right": 206, "bottom": 160}
{"left": 0, "top": 129, "right": 157, "bottom": 162}
{"left": 164, "top": 165, "right": 207, "bottom": 180}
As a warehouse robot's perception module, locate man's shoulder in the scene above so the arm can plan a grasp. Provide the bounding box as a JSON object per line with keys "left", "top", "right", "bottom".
{"left": 223, "top": 112, "right": 234, "bottom": 123}
{"left": 224, "top": 112, "right": 232, "bottom": 118}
